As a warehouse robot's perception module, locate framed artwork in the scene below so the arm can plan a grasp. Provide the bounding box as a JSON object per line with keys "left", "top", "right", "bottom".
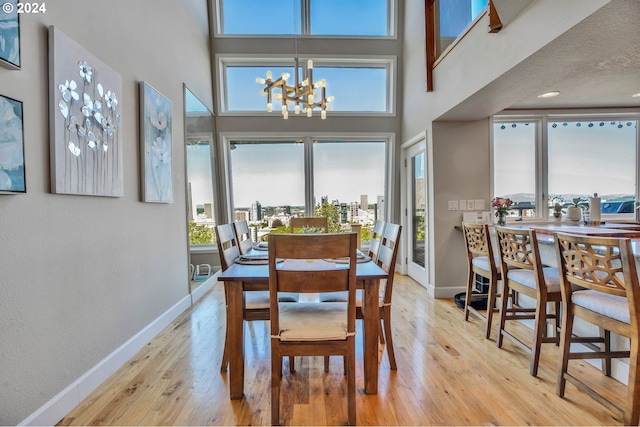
{"left": 0, "top": 0, "right": 20, "bottom": 70}
{"left": 140, "top": 81, "right": 173, "bottom": 203}
{"left": 48, "top": 26, "right": 123, "bottom": 197}
{"left": 0, "top": 94, "right": 26, "bottom": 193}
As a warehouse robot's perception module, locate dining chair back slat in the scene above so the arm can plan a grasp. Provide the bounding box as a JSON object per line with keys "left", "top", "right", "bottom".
{"left": 215, "top": 223, "right": 240, "bottom": 271}
{"left": 368, "top": 220, "right": 386, "bottom": 262}
{"left": 233, "top": 220, "right": 253, "bottom": 255}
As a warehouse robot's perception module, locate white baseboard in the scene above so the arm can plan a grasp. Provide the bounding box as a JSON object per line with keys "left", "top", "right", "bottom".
{"left": 19, "top": 294, "right": 192, "bottom": 426}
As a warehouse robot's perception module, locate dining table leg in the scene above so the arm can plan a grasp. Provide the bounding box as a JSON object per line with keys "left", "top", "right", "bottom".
{"left": 227, "top": 280, "right": 245, "bottom": 399}
{"left": 363, "top": 278, "right": 380, "bottom": 394}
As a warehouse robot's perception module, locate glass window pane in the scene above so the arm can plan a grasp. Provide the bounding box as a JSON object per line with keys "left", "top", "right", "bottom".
{"left": 313, "top": 141, "right": 386, "bottom": 238}
{"left": 187, "top": 139, "right": 216, "bottom": 245}
{"left": 548, "top": 120, "right": 637, "bottom": 213}
{"left": 221, "top": 0, "right": 300, "bottom": 35}
{"left": 313, "top": 67, "right": 387, "bottom": 112}
{"left": 230, "top": 141, "right": 305, "bottom": 239}
{"left": 437, "top": 0, "right": 487, "bottom": 56}
{"left": 310, "top": 0, "right": 388, "bottom": 36}
{"left": 228, "top": 64, "right": 389, "bottom": 113}
{"left": 493, "top": 122, "right": 537, "bottom": 217}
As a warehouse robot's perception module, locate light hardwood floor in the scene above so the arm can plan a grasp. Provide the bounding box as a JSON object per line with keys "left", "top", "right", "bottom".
{"left": 58, "top": 274, "right": 625, "bottom": 425}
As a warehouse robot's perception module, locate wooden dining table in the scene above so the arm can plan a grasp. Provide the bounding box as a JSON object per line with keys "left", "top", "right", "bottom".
{"left": 217, "top": 255, "right": 388, "bottom": 399}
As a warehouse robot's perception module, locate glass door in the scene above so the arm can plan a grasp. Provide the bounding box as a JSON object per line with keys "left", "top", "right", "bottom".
{"left": 406, "top": 141, "right": 428, "bottom": 287}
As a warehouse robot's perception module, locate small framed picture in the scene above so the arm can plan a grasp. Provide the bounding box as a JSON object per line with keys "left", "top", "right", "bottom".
{"left": 0, "top": 0, "right": 20, "bottom": 69}
{"left": 0, "top": 94, "right": 26, "bottom": 193}
{"left": 140, "top": 81, "right": 173, "bottom": 203}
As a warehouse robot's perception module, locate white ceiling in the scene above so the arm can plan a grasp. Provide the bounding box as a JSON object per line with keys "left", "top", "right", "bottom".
{"left": 440, "top": 0, "right": 640, "bottom": 120}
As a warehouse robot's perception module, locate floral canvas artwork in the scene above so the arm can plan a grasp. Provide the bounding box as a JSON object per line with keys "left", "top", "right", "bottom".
{"left": 0, "top": 0, "right": 20, "bottom": 69}
{"left": 48, "top": 26, "right": 123, "bottom": 197}
{"left": 0, "top": 94, "right": 25, "bottom": 193}
{"left": 140, "top": 82, "right": 173, "bottom": 203}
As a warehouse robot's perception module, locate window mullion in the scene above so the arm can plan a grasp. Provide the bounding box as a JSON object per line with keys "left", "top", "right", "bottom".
{"left": 305, "top": 137, "right": 314, "bottom": 216}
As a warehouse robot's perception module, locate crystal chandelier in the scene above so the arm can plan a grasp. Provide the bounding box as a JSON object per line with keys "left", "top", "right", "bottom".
{"left": 256, "top": 58, "right": 334, "bottom": 120}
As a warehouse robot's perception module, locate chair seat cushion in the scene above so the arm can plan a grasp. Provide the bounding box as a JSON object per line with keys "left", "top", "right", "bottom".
{"left": 507, "top": 267, "right": 561, "bottom": 293}
{"left": 278, "top": 302, "right": 349, "bottom": 341}
{"left": 471, "top": 256, "right": 500, "bottom": 272}
{"left": 572, "top": 289, "right": 630, "bottom": 324}
{"left": 245, "top": 291, "right": 298, "bottom": 309}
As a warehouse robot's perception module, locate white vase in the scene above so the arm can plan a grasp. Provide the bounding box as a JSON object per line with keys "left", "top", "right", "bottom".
{"left": 566, "top": 207, "right": 582, "bottom": 222}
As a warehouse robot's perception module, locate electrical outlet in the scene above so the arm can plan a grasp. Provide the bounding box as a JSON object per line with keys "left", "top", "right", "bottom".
{"left": 459, "top": 200, "right": 466, "bottom": 211}
{"left": 448, "top": 200, "right": 459, "bottom": 211}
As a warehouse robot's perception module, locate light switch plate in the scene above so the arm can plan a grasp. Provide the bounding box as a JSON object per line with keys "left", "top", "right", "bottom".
{"left": 459, "top": 200, "right": 466, "bottom": 211}
{"left": 467, "top": 200, "right": 475, "bottom": 210}
{"left": 474, "top": 199, "right": 485, "bottom": 210}
{"left": 448, "top": 200, "right": 459, "bottom": 211}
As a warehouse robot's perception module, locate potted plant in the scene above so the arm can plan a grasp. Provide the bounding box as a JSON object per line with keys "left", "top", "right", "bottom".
{"left": 566, "top": 197, "right": 588, "bottom": 222}
{"left": 552, "top": 202, "right": 565, "bottom": 222}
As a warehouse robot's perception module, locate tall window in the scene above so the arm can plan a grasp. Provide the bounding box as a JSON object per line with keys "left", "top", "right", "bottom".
{"left": 548, "top": 120, "right": 636, "bottom": 210}
{"left": 221, "top": 60, "right": 393, "bottom": 114}
{"left": 493, "top": 121, "right": 537, "bottom": 217}
{"left": 493, "top": 116, "right": 639, "bottom": 220}
{"left": 226, "top": 136, "right": 388, "bottom": 242}
{"left": 217, "top": 0, "right": 393, "bottom": 37}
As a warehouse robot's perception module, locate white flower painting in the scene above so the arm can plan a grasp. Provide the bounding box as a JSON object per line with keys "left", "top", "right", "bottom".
{"left": 49, "top": 26, "right": 123, "bottom": 197}
{"left": 140, "top": 82, "right": 173, "bottom": 203}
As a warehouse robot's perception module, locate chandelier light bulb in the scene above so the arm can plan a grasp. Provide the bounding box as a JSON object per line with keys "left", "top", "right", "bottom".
{"left": 327, "top": 96, "right": 335, "bottom": 102}
{"left": 295, "top": 104, "right": 300, "bottom": 114}
{"left": 259, "top": 89, "right": 266, "bottom": 95}
{"left": 267, "top": 102, "right": 272, "bottom": 112}
{"left": 282, "top": 72, "right": 290, "bottom": 81}
{"left": 321, "top": 110, "right": 326, "bottom": 120}
{"left": 256, "top": 77, "right": 266, "bottom": 84}
{"left": 266, "top": 70, "right": 272, "bottom": 79}
{"left": 307, "top": 108, "right": 312, "bottom": 117}
{"left": 274, "top": 93, "right": 282, "bottom": 100}
{"left": 307, "top": 59, "right": 313, "bottom": 69}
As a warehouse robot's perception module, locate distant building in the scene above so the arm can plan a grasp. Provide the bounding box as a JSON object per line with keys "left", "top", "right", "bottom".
{"left": 360, "top": 194, "right": 368, "bottom": 210}
{"left": 349, "top": 202, "right": 358, "bottom": 222}
{"left": 204, "top": 203, "right": 213, "bottom": 218}
{"left": 251, "top": 201, "right": 262, "bottom": 222}
{"left": 234, "top": 210, "right": 250, "bottom": 222}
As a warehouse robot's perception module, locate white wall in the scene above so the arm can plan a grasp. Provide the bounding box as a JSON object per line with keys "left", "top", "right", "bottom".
{"left": 0, "top": 1, "right": 213, "bottom": 424}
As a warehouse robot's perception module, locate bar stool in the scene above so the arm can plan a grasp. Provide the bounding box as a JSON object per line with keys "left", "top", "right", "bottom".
{"left": 554, "top": 232, "right": 640, "bottom": 425}
{"left": 495, "top": 225, "right": 561, "bottom": 376}
{"left": 461, "top": 222, "right": 501, "bottom": 339}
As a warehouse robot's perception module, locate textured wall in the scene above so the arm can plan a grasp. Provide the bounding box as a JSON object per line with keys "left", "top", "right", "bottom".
{"left": 0, "top": 1, "right": 212, "bottom": 424}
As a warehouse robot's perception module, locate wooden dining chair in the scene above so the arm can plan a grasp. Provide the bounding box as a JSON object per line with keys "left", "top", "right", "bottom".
{"left": 494, "top": 225, "right": 562, "bottom": 376}
{"left": 554, "top": 232, "right": 640, "bottom": 425}
{"left": 289, "top": 216, "right": 329, "bottom": 233}
{"left": 215, "top": 223, "right": 297, "bottom": 372}
{"left": 321, "top": 222, "right": 402, "bottom": 371}
{"left": 269, "top": 233, "right": 358, "bottom": 426}
{"left": 461, "top": 222, "right": 502, "bottom": 340}
{"left": 367, "top": 220, "right": 386, "bottom": 262}
{"left": 233, "top": 220, "right": 253, "bottom": 255}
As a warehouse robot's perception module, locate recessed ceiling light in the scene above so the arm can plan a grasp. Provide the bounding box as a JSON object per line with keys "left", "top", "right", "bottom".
{"left": 632, "top": 92, "right": 640, "bottom": 98}
{"left": 538, "top": 91, "right": 560, "bottom": 98}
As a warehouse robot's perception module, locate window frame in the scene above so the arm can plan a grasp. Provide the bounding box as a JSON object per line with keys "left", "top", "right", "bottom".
{"left": 213, "top": 0, "right": 397, "bottom": 39}
{"left": 219, "top": 132, "right": 395, "bottom": 222}
{"left": 492, "top": 112, "right": 640, "bottom": 223}
{"left": 216, "top": 55, "right": 396, "bottom": 117}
